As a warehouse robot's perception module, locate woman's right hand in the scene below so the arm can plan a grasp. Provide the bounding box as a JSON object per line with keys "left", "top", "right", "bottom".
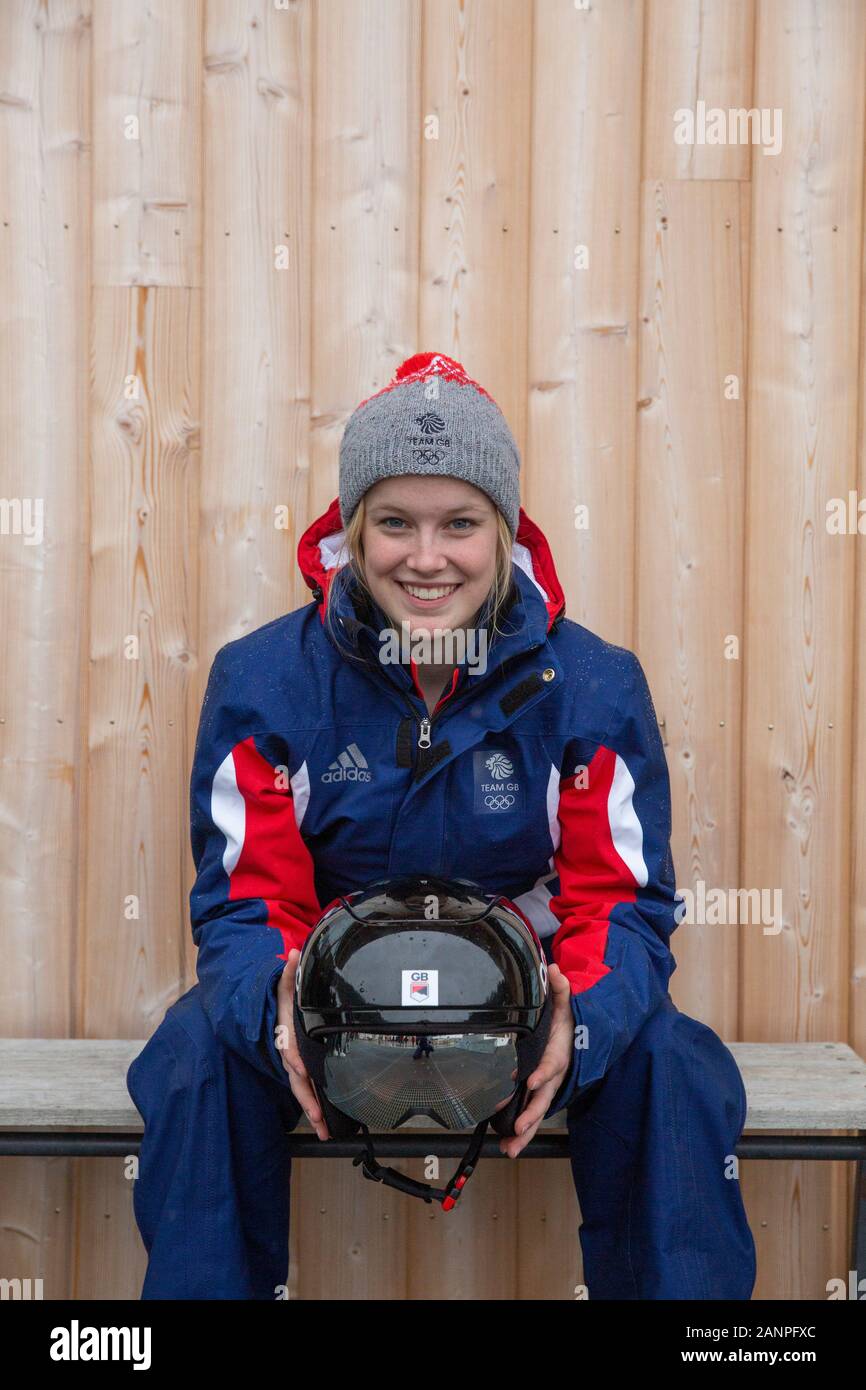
{"left": 275, "top": 948, "right": 330, "bottom": 1140}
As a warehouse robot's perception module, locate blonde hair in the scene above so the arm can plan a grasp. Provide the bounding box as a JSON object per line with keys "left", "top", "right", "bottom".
{"left": 323, "top": 492, "right": 516, "bottom": 665}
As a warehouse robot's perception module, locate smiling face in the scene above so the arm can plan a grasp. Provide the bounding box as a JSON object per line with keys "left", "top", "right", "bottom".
{"left": 360, "top": 475, "right": 499, "bottom": 637}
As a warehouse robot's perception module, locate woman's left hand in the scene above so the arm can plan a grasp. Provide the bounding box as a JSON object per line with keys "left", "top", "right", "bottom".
{"left": 494, "top": 963, "right": 574, "bottom": 1158}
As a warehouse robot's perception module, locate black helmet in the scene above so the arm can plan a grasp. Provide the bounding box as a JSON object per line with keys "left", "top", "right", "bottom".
{"left": 292, "top": 873, "right": 553, "bottom": 1210}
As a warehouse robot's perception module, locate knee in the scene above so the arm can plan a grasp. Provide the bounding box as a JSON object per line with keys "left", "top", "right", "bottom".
{"left": 160, "top": 985, "right": 222, "bottom": 1065}
{"left": 634, "top": 1002, "right": 747, "bottom": 1132}
{"left": 629, "top": 994, "right": 684, "bottom": 1058}
{"left": 630, "top": 997, "right": 725, "bottom": 1071}
{"left": 628, "top": 999, "right": 734, "bottom": 1091}
{"left": 127, "top": 985, "right": 219, "bottom": 1113}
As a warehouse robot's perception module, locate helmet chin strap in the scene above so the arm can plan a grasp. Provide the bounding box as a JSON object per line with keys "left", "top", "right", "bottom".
{"left": 352, "top": 1119, "right": 490, "bottom": 1210}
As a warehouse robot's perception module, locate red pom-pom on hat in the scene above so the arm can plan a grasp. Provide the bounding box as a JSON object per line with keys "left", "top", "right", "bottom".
{"left": 394, "top": 351, "right": 466, "bottom": 381}
{"left": 353, "top": 352, "right": 495, "bottom": 412}
{"left": 386, "top": 351, "right": 494, "bottom": 403}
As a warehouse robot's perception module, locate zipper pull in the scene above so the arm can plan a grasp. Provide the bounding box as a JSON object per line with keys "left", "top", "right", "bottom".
{"left": 418, "top": 717, "right": 431, "bottom": 749}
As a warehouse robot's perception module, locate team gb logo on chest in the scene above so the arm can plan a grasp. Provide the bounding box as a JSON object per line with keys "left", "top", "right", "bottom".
{"left": 473, "top": 750, "right": 524, "bottom": 815}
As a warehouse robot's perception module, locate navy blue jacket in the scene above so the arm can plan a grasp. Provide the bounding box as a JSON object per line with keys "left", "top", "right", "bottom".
{"left": 189, "top": 497, "right": 681, "bottom": 1115}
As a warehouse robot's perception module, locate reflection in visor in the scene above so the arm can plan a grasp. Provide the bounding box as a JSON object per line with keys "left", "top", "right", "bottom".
{"left": 323, "top": 1032, "right": 520, "bottom": 1131}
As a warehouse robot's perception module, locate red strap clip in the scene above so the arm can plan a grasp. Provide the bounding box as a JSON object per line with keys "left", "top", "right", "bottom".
{"left": 441, "top": 1174, "right": 469, "bottom": 1212}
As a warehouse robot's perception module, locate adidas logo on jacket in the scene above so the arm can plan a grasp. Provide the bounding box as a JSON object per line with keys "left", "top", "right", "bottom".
{"left": 321, "top": 743, "right": 371, "bottom": 783}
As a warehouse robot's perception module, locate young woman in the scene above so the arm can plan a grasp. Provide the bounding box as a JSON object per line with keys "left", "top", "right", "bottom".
{"left": 127, "top": 352, "right": 756, "bottom": 1300}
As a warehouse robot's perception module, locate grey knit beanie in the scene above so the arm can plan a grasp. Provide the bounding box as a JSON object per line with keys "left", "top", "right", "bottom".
{"left": 338, "top": 352, "right": 521, "bottom": 537}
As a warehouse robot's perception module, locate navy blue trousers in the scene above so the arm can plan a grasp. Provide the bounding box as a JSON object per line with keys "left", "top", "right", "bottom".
{"left": 126, "top": 986, "right": 756, "bottom": 1300}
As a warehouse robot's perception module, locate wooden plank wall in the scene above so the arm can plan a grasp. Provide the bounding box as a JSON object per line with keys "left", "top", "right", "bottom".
{"left": 1, "top": 0, "right": 864, "bottom": 1301}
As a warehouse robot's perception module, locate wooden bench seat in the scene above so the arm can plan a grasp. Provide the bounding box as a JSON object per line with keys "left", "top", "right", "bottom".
{"left": 1, "top": 1037, "right": 866, "bottom": 1133}
{"left": 0, "top": 1037, "right": 865, "bottom": 1132}
{"left": 2, "top": 1037, "right": 864, "bottom": 1269}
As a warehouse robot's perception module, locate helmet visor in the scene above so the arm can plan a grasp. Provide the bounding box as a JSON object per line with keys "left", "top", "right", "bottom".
{"left": 322, "top": 1031, "right": 520, "bottom": 1131}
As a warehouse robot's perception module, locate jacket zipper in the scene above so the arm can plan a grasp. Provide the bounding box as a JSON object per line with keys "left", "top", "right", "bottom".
{"left": 401, "top": 639, "right": 548, "bottom": 751}
{"left": 403, "top": 695, "right": 441, "bottom": 750}
{"left": 402, "top": 681, "right": 467, "bottom": 749}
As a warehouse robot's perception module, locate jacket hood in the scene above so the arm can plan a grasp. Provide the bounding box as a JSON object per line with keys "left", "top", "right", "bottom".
{"left": 297, "top": 496, "right": 566, "bottom": 636}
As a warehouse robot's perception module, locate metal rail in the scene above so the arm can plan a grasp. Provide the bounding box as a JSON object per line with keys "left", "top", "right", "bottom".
{"left": 1, "top": 1131, "right": 865, "bottom": 1159}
